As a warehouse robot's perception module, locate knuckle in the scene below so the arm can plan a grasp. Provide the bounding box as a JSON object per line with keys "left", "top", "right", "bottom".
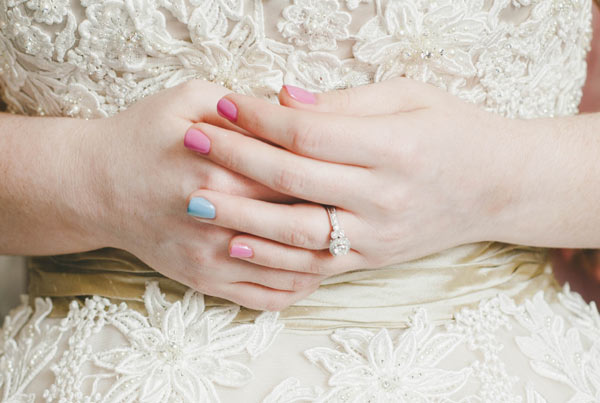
{"left": 371, "top": 184, "right": 407, "bottom": 214}
{"left": 288, "top": 118, "right": 319, "bottom": 154}
{"left": 320, "top": 88, "right": 352, "bottom": 114}
{"left": 286, "top": 229, "right": 307, "bottom": 248}
{"left": 307, "top": 259, "right": 324, "bottom": 275}
{"left": 203, "top": 168, "right": 227, "bottom": 190}
{"left": 243, "top": 100, "right": 271, "bottom": 132}
{"left": 333, "top": 88, "right": 353, "bottom": 111}
{"left": 290, "top": 274, "right": 308, "bottom": 291}
{"left": 307, "top": 258, "right": 336, "bottom": 276}
{"left": 273, "top": 167, "right": 304, "bottom": 195}
{"left": 279, "top": 221, "right": 319, "bottom": 249}
{"left": 218, "top": 144, "right": 238, "bottom": 171}
{"left": 290, "top": 273, "right": 321, "bottom": 291}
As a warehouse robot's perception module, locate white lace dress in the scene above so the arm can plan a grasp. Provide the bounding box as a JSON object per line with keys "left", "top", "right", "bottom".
{"left": 1, "top": 1, "right": 599, "bottom": 402}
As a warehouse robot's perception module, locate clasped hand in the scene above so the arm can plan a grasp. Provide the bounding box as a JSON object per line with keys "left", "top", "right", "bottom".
{"left": 186, "top": 78, "right": 517, "bottom": 286}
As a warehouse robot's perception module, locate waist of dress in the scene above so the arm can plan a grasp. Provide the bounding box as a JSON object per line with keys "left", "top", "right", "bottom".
{"left": 27, "top": 241, "right": 558, "bottom": 330}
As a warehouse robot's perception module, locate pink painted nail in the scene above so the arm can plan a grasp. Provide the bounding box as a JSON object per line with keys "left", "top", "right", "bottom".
{"left": 283, "top": 85, "right": 316, "bottom": 104}
{"left": 230, "top": 244, "right": 253, "bottom": 259}
{"left": 184, "top": 128, "right": 211, "bottom": 154}
{"left": 217, "top": 98, "right": 238, "bottom": 122}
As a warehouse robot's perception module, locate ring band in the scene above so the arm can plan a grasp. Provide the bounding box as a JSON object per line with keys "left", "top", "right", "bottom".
{"left": 326, "top": 206, "right": 351, "bottom": 256}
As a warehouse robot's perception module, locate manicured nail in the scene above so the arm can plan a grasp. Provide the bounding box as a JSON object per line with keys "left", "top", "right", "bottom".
{"left": 283, "top": 85, "right": 316, "bottom": 104}
{"left": 230, "top": 244, "right": 254, "bottom": 258}
{"left": 184, "top": 128, "right": 211, "bottom": 154}
{"left": 217, "top": 98, "right": 238, "bottom": 122}
{"left": 187, "top": 197, "right": 216, "bottom": 219}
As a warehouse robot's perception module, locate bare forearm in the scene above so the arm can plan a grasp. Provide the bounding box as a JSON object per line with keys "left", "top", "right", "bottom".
{"left": 494, "top": 113, "right": 600, "bottom": 248}
{"left": 0, "top": 113, "right": 105, "bottom": 255}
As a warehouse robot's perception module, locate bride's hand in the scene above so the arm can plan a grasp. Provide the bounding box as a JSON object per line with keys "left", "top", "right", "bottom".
{"left": 88, "top": 80, "right": 322, "bottom": 310}
{"left": 184, "top": 78, "right": 519, "bottom": 275}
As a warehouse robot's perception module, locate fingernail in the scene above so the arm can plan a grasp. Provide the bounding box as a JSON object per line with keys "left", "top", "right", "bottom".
{"left": 217, "top": 98, "right": 238, "bottom": 122}
{"left": 283, "top": 85, "right": 316, "bottom": 104}
{"left": 184, "top": 128, "right": 211, "bottom": 154}
{"left": 187, "top": 197, "right": 216, "bottom": 219}
{"left": 230, "top": 244, "right": 254, "bottom": 258}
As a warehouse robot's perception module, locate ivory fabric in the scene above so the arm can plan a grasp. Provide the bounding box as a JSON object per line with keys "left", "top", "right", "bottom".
{"left": 28, "top": 242, "right": 555, "bottom": 329}
{"left": 1, "top": 0, "right": 599, "bottom": 402}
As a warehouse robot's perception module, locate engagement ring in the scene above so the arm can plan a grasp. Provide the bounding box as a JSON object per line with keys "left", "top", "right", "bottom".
{"left": 325, "top": 206, "right": 351, "bottom": 257}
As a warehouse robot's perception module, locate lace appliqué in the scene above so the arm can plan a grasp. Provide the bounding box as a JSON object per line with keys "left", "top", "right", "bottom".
{"left": 0, "top": 0, "right": 591, "bottom": 120}
{"left": 0, "top": 282, "right": 282, "bottom": 403}
{"left": 0, "top": 298, "right": 60, "bottom": 403}
{"left": 278, "top": 0, "right": 351, "bottom": 51}
{"left": 265, "top": 285, "right": 600, "bottom": 403}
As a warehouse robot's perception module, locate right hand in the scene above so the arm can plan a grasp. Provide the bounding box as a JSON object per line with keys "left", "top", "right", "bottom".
{"left": 84, "top": 80, "right": 323, "bottom": 311}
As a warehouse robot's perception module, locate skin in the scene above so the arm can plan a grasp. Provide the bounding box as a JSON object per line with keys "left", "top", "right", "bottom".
{"left": 0, "top": 80, "right": 323, "bottom": 311}
{"left": 188, "top": 79, "right": 600, "bottom": 279}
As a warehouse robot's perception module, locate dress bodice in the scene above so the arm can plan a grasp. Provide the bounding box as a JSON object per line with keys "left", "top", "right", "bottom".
{"left": 0, "top": 0, "right": 592, "bottom": 120}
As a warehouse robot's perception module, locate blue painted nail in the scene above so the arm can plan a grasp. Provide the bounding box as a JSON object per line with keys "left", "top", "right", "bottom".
{"left": 187, "top": 197, "right": 216, "bottom": 219}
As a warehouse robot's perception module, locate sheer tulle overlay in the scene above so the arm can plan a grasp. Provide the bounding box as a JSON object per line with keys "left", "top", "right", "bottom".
{"left": 1, "top": 0, "right": 599, "bottom": 402}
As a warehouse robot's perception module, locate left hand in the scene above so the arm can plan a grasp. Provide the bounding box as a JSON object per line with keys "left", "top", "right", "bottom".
{"left": 183, "top": 78, "right": 521, "bottom": 276}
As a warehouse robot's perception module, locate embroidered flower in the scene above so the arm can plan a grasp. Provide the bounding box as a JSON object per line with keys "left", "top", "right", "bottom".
{"left": 77, "top": 0, "right": 150, "bottom": 71}
{"left": 192, "top": 18, "right": 284, "bottom": 98}
{"left": 278, "top": 0, "right": 351, "bottom": 51}
{"left": 304, "top": 309, "right": 471, "bottom": 401}
{"left": 504, "top": 290, "right": 600, "bottom": 403}
{"left": 25, "top": 0, "right": 68, "bottom": 25}
{"left": 93, "top": 282, "right": 281, "bottom": 402}
{"left": 187, "top": 0, "right": 244, "bottom": 39}
{"left": 353, "top": 0, "right": 487, "bottom": 86}
{"left": 5, "top": 7, "right": 53, "bottom": 58}
{"left": 61, "top": 82, "right": 105, "bottom": 118}
{"left": 0, "top": 298, "right": 61, "bottom": 403}
{"left": 285, "top": 50, "right": 373, "bottom": 92}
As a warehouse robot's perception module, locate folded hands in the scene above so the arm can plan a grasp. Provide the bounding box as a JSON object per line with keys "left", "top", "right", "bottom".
{"left": 183, "top": 78, "right": 521, "bottom": 294}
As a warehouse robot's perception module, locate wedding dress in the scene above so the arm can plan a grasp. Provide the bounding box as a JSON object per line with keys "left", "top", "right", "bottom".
{"left": 1, "top": 0, "right": 598, "bottom": 401}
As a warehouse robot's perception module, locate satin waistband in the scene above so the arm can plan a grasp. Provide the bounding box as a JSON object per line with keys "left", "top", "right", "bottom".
{"left": 27, "top": 242, "right": 558, "bottom": 330}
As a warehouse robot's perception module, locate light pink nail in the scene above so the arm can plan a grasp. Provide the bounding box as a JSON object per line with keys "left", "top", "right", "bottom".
{"left": 217, "top": 98, "right": 238, "bottom": 122}
{"left": 184, "top": 128, "right": 211, "bottom": 154}
{"left": 283, "top": 85, "right": 316, "bottom": 104}
{"left": 230, "top": 244, "right": 253, "bottom": 258}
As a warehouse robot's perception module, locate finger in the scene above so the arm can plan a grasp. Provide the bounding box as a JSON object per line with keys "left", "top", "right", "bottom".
{"left": 222, "top": 282, "right": 318, "bottom": 311}
{"left": 229, "top": 235, "right": 367, "bottom": 277}
{"left": 186, "top": 189, "right": 361, "bottom": 252}
{"left": 185, "top": 123, "right": 368, "bottom": 207}
{"left": 215, "top": 93, "right": 393, "bottom": 166}
{"left": 220, "top": 258, "right": 324, "bottom": 292}
{"left": 189, "top": 158, "right": 299, "bottom": 204}
{"left": 278, "top": 78, "right": 438, "bottom": 116}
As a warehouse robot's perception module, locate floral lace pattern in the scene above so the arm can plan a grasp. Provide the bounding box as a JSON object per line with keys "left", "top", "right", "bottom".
{"left": 0, "top": 282, "right": 282, "bottom": 402}
{"left": 0, "top": 0, "right": 591, "bottom": 119}
{"left": 264, "top": 285, "right": 600, "bottom": 403}
{"left": 2, "top": 284, "right": 599, "bottom": 402}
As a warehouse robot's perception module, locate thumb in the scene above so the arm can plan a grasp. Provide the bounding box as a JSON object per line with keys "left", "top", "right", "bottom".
{"left": 279, "top": 78, "right": 437, "bottom": 116}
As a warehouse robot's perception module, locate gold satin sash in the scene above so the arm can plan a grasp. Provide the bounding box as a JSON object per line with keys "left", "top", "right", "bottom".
{"left": 27, "top": 241, "right": 558, "bottom": 330}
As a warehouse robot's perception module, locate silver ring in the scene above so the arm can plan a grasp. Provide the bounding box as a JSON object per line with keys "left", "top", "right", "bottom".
{"left": 325, "top": 206, "right": 351, "bottom": 256}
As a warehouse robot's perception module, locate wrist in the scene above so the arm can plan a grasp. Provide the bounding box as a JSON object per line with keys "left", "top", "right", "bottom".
{"left": 61, "top": 116, "right": 117, "bottom": 250}
{"left": 475, "top": 114, "right": 534, "bottom": 244}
